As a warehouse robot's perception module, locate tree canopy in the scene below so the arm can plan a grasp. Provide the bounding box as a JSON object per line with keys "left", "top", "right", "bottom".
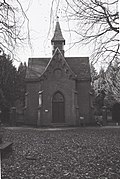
{"left": 0, "top": 54, "right": 26, "bottom": 123}
{"left": 91, "top": 60, "right": 120, "bottom": 114}
{"left": 0, "top": 54, "right": 17, "bottom": 108}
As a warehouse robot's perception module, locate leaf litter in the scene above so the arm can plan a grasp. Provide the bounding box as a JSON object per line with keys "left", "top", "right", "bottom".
{"left": 1, "top": 128, "right": 120, "bottom": 179}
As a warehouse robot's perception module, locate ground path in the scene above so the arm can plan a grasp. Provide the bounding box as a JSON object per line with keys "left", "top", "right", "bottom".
{"left": 4, "top": 125, "right": 120, "bottom": 131}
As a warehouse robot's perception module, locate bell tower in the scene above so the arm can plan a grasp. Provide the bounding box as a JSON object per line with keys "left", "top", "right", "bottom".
{"left": 51, "top": 18, "right": 65, "bottom": 56}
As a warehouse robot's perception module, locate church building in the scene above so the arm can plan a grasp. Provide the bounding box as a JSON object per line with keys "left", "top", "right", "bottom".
{"left": 25, "top": 20, "right": 93, "bottom": 127}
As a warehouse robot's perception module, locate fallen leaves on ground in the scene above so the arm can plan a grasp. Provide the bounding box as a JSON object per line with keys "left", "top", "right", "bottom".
{"left": 1, "top": 128, "right": 120, "bottom": 179}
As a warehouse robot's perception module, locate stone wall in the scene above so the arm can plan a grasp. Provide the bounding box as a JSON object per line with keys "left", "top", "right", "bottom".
{"left": 77, "top": 80, "right": 92, "bottom": 124}
{"left": 41, "top": 67, "right": 76, "bottom": 126}
{"left": 25, "top": 81, "right": 41, "bottom": 125}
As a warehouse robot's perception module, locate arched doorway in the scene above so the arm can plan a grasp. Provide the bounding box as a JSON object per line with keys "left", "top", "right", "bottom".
{"left": 52, "top": 92, "right": 65, "bottom": 123}
{"left": 112, "top": 103, "right": 120, "bottom": 123}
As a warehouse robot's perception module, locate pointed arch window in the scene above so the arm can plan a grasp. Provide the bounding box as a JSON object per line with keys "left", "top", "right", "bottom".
{"left": 52, "top": 91, "right": 64, "bottom": 102}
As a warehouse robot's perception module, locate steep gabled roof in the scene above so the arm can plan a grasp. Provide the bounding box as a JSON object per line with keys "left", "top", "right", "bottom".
{"left": 26, "top": 58, "right": 49, "bottom": 79}
{"left": 66, "top": 57, "right": 91, "bottom": 80}
{"left": 26, "top": 55, "right": 90, "bottom": 81}
{"left": 51, "top": 21, "right": 65, "bottom": 44}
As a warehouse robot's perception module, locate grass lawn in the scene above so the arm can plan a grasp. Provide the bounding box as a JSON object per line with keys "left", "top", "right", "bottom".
{"left": 2, "top": 127, "right": 120, "bottom": 179}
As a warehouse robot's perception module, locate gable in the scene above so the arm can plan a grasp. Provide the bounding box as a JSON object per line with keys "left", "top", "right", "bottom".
{"left": 40, "top": 48, "right": 76, "bottom": 81}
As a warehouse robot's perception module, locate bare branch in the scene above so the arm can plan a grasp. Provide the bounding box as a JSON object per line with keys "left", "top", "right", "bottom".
{"left": 50, "top": 0, "right": 119, "bottom": 66}
{"left": 0, "top": 0, "right": 31, "bottom": 60}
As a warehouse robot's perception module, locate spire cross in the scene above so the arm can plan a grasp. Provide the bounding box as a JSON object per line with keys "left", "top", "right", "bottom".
{"left": 57, "top": 16, "right": 59, "bottom": 22}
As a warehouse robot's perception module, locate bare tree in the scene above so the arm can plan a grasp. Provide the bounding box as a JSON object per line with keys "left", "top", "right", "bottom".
{"left": 51, "top": 0, "right": 119, "bottom": 65}
{"left": 0, "top": 0, "right": 31, "bottom": 59}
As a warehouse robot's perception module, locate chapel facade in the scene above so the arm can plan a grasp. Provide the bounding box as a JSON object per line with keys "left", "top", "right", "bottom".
{"left": 25, "top": 21, "right": 94, "bottom": 126}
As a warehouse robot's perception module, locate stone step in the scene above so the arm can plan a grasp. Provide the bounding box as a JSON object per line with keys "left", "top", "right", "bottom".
{"left": 107, "top": 122, "right": 119, "bottom": 126}
{"left": 50, "top": 123, "right": 69, "bottom": 127}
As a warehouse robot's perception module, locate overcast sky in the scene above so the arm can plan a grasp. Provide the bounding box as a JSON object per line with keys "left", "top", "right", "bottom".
{"left": 14, "top": 0, "right": 92, "bottom": 67}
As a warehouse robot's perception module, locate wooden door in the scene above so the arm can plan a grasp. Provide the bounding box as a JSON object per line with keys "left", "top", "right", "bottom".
{"left": 52, "top": 92, "right": 65, "bottom": 123}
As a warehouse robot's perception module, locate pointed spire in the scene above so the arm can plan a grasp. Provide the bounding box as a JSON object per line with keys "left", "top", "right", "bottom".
{"left": 51, "top": 19, "right": 65, "bottom": 56}
{"left": 51, "top": 20, "right": 65, "bottom": 44}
